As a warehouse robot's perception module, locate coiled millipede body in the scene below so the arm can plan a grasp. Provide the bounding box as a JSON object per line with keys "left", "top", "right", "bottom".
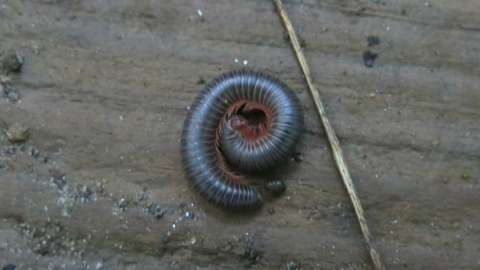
{"left": 181, "top": 70, "right": 303, "bottom": 209}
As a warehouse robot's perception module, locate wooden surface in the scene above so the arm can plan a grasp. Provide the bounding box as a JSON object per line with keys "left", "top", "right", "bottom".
{"left": 274, "top": 1, "right": 385, "bottom": 268}
{"left": 0, "top": 0, "right": 479, "bottom": 269}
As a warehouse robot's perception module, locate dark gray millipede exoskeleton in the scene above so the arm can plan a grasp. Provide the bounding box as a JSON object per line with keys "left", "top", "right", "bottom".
{"left": 181, "top": 70, "right": 303, "bottom": 209}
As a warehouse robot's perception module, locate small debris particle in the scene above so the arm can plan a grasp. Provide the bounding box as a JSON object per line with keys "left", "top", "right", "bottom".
{"left": 1, "top": 80, "right": 19, "bottom": 102}
{"left": 147, "top": 203, "right": 165, "bottom": 219}
{"left": 240, "top": 234, "right": 261, "bottom": 263}
{"left": 299, "top": 37, "right": 307, "bottom": 48}
{"left": 186, "top": 106, "right": 191, "bottom": 111}
{"left": 52, "top": 175, "right": 67, "bottom": 190}
{"left": 268, "top": 207, "right": 275, "bottom": 215}
{"left": 77, "top": 185, "right": 95, "bottom": 203}
{"left": 265, "top": 179, "right": 286, "bottom": 195}
{"left": 196, "top": 76, "right": 206, "bottom": 84}
{"left": 1, "top": 49, "right": 24, "bottom": 73}
{"left": 2, "top": 264, "right": 16, "bottom": 270}
{"left": 95, "top": 262, "right": 104, "bottom": 270}
{"left": 137, "top": 190, "right": 148, "bottom": 202}
{"left": 29, "top": 147, "right": 40, "bottom": 159}
{"left": 6, "top": 123, "right": 30, "bottom": 143}
{"left": 292, "top": 152, "right": 303, "bottom": 162}
{"left": 243, "top": 60, "right": 248, "bottom": 66}
{"left": 116, "top": 198, "right": 129, "bottom": 209}
{"left": 367, "top": 35, "right": 381, "bottom": 47}
{"left": 95, "top": 182, "right": 105, "bottom": 194}
{"left": 196, "top": 9, "right": 203, "bottom": 17}
{"left": 57, "top": 187, "right": 77, "bottom": 217}
{"left": 286, "top": 261, "right": 300, "bottom": 270}
{"left": 184, "top": 211, "right": 195, "bottom": 220}
{"left": 363, "top": 51, "right": 378, "bottom": 68}
{"left": 234, "top": 58, "right": 239, "bottom": 63}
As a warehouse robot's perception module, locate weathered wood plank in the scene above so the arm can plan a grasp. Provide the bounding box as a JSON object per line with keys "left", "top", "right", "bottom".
{"left": 0, "top": 0, "right": 479, "bottom": 269}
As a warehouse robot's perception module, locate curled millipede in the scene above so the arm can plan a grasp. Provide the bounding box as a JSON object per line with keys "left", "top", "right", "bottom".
{"left": 181, "top": 70, "right": 303, "bottom": 209}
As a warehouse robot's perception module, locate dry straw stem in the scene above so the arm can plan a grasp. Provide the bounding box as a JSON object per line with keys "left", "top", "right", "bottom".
{"left": 273, "top": 0, "right": 386, "bottom": 269}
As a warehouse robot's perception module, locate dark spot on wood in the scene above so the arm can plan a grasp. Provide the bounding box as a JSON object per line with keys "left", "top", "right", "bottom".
{"left": 367, "top": 35, "right": 381, "bottom": 47}
{"left": 265, "top": 180, "right": 286, "bottom": 195}
{"left": 363, "top": 51, "right": 378, "bottom": 68}
{"left": 2, "top": 264, "right": 16, "bottom": 270}
{"left": 197, "top": 77, "right": 206, "bottom": 85}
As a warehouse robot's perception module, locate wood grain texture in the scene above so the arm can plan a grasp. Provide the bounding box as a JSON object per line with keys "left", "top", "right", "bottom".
{"left": 274, "top": 1, "right": 384, "bottom": 269}
{"left": 0, "top": 0, "right": 479, "bottom": 269}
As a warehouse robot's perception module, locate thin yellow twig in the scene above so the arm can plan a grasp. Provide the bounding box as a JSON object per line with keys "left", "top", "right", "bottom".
{"left": 273, "top": 1, "right": 385, "bottom": 269}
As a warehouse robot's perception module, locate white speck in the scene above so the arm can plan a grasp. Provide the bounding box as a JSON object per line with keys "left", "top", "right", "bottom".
{"left": 234, "top": 58, "right": 239, "bottom": 63}
{"left": 172, "top": 223, "right": 176, "bottom": 229}
{"left": 386, "top": 25, "right": 390, "bottom": 31}
{"left": 95, "top": 262, "right": 103, "bottom": 270}
{"left": 119, "top": 115, "right": 124, "bottom": 121}
{"left": 243, "top": 60, "right": 248, "bottom": 65}
{"left": 196, "top": 9, "right": 203, "bottom": 17}
{"left": 186, "top": 106, "right": 191, "bottom": 111}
